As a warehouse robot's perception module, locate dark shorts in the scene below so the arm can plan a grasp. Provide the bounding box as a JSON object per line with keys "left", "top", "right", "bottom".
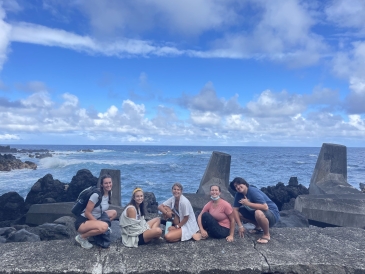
{"left": 239, "top": 206, "right": 277, "bottom": 227}
{"left": 74, "top": 215, "right": 88, "bottom": 231}
{"left": 138, "top": 233, "right": 146, "bottom": 246}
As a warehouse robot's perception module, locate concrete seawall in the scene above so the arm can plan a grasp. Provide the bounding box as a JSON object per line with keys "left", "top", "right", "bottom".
{"left": 1, "top": 227, "right": 365, "bottom": 274}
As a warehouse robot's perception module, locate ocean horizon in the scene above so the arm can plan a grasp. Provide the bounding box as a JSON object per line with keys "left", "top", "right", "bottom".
{"left": 1, "top": 145, "right": 364, "bottom": 206}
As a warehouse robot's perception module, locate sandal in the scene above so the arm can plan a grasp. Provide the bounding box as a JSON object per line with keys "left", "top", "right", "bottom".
{"left": 249, "top": 228, "right": 263, "bottom": 234}
{"left": 257, "top": 237, "right": 270, "bottom": 244}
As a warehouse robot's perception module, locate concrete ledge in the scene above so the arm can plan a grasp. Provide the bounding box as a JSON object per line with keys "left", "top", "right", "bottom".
{"left": 1, "top": 227, "right": 365, "bottom": 273}
{"left": 295, "top": 194, "right": 365, "bottom": 227}
{"left": 26, "top": 202, "right": 124, "bottom": 226}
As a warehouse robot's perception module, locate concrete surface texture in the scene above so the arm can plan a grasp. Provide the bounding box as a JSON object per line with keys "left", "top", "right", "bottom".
{"left": 295, "top": 194, "right": 365, "bottom": 227}
{"left": 309, "top": 143, "right": 359, "bottom": 195}
{"left": 1, "top": 226, "right": 364, "bottom": 274}
{"left": 197, "top": 151, "right": 232, "bottom": 201}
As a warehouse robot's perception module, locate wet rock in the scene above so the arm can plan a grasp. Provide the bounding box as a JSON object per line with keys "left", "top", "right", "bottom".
{"left": 0, "top": 154, "right": 37, "bottom": 171}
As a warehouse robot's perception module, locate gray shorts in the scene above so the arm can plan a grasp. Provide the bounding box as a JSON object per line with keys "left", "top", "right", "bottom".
{"left": 238, "top": 206, "right": 277, "bottom": 227}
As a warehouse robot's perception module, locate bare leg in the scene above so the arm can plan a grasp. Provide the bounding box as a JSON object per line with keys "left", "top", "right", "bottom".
{"left": 147, "top": 217, "right": 161, "bottom": 229}
{"left": 105, "top": 209, "right": 117, "bottom": 221}
{"left": 164, "top": 228, "right": 182, "bottom": 243}
{"left": 78, "top": 220, "right": 108, "bottom": 239}
{"left": 254, "top": 210, "right": 270, "bottom": 243}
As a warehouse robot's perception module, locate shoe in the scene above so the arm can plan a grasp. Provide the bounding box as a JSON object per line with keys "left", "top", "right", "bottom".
{"left": 75, "top": 235, "right": 93, "bottom": 249}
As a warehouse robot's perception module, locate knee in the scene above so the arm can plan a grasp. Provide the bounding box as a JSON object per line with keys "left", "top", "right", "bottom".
{"left": 255, "top": 210, "right": 265, "bottom": 220}
{"left": 155, "top": 228, "right": 162, "bottom": 237}
{"left": 99, "top": 222, "right": 108, "bottom": 234}
{"left": 164, "top": 233, "right": 173, "bottom": 242}
{"left": 109, "top": 210, "right": 117, "bottom": 220}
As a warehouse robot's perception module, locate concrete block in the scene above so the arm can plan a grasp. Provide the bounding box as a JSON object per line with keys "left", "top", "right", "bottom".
{"left": 295, "top": 194, "right": 365, "bottom": 228}
{"left": 197, "top": 151, "right": 232, "bottom": 200}
{"left": 98, "top": 169, "right": 121, "bottom": 206}
{"left": 26, "top": 202, "right": 124, "bottom": 226}
{"left": 309, "top": 143, "right": 359, "bottom": 195}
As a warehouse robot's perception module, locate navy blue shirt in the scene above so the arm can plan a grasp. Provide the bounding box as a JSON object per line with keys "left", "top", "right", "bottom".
{"left": 233, "top": 186, "right": 280, "bottom": 222}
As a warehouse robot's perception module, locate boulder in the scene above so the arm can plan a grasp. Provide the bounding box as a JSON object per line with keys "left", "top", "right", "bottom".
{"left": 309, "top": 143, "right": 360, "bottom": 195}
{"left": 260, "top": 178, "right": 309, "bottom": 210}
{"left": 53, "top": 216, "right": 77, "bottom": 239}
{"left": 6, "top": 228, "right": 40, "bottom": 243}
{"left": 35, "top": 223, "right": 72, "bottom": 241}
{"left": 0, "top": 153, "right": 37, "bottom": 171}
{"left": 66, "top": 169, "right": 98, "bottom": 202}
{"left": 0, "top": 227, "right": 16, "bottom": 238}
{"left": 143, "top": 192, "right": 158, "bottom": 213}
{"left": 197, "top": 151, "right": 233, "bottom": 200}
{"left": 0, "top": 192, "right": 26, "bottom": 222}
{"left": 24, "top": 174, "right": 68, "bottom": 210}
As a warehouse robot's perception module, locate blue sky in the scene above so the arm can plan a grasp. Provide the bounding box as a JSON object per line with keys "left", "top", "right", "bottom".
{"left": 0, "top": 0, "right": 364, "bottom": 146}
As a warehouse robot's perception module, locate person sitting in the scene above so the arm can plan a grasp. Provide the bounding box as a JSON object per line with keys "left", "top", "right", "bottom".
{"left": 193, "top": 185, "right": 234, "bottom": 242}
{"left": 120, "top": 187, "right": 162, "bottom": 247}
{"left": 230, "top": 177, "right": 280, "bottom": 244}
{"left": 158, "top": 182, "right": 199, "bottom": 242}
{"left": 74, "top": 174, "right": 117, "bottom": 249}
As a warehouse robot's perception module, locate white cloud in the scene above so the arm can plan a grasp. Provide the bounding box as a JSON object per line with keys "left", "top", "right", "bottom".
{"left": 0, "top": 133, "right": 19, "bottom": 140}
{"left": 206, "top": 0, "right": 326, "bottom": 66}
{"left": 0, "top": 4, "right": 12, "bottom": 71}
{"left": 325, "top": 0, "right": 365, "bottom": 31}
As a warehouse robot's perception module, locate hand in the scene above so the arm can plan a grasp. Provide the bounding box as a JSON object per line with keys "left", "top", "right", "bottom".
{"left": 168, "top": 226, "right": 176, "bottom": 232}
{"left": 226, "top": 235, "right": 234, "bottom": 242}
{"left": 201, "top": 229, "right": 208, "bottom": 238}
{"left": 239, "top": 198, "right": 248, "bottom": 205}
{"left": 238, "top": 226, "right": 245, "bottom": 238}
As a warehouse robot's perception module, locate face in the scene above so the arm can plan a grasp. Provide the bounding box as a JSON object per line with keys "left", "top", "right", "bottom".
{"left": 133, "top": 191, "right": 144, "bottom": 205}
{"left": 102, "top": 178, "right": 112, "bottom": 192}
{"left": 235, "top": 183, "right": 246, "bottom": 194}
{"left": 172, "top": 186, "right": 182, "bottom": 198}
{"left": 210, "top": 186, "right": 221, "bottom": 198}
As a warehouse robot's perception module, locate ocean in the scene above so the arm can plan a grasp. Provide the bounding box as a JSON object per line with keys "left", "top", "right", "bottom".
{"left": 1, "top": 145, "right": 364, "bottom": 206}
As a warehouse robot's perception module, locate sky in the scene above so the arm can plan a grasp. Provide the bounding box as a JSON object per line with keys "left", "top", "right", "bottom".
{"left": 0, "top": 0, "right": 364, "bottom": 147}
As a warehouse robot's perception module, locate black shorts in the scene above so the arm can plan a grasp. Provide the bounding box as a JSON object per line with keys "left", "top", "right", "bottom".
{"left": 238, "top": 206, "right": 277, "bottom": 227}
{"left": 138, "top": 233, "right": 146, "bottom": 245}
{"left": 74, "top": 215, "right": 88, "bottom": 231}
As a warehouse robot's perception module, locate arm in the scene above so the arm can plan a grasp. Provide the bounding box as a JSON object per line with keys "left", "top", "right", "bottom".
{"left": 84, "top": 200, "right": 97, "bottom": 221}
{"left": 126, "top": 207, "right": 137, "bottom": 219}
{"left": 239, "top": 198, "right": 269, "bottom": 211}
{"left": 168, "top": 215, "right": 189, "bottom": 231}
{"left": 196, "top": 212, "right": 208, "bottom": 238}
{"left": 158, "top": 204, "right": 174, "bottom": 219}
{"left": 233, "top": 207, "right": 244, "bottom": 238}
{"left": 226, "top": 212, "right": 235, "bottom": 242}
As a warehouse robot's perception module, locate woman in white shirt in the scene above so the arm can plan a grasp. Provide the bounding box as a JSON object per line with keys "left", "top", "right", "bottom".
{"left": 158, "top": 182, "right": 199, "bottom": 242}
{"left": 74, "top": 175, "right": 117, "bottom": 249}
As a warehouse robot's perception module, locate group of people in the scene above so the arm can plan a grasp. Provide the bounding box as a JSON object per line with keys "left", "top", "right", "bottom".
{"left": 74, "top": 175, "right": 280, "bottom": 249}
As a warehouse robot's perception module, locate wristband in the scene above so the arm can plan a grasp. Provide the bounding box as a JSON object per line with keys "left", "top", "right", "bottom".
{"left": 239, "top": 226, "right": 244, "bottom": 229}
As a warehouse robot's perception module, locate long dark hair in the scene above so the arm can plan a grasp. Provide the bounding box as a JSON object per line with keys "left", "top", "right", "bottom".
{"left": 100, "top": 174, "right": 112, "bottom": 204}
{"left": 127, "top": 187, "right": 146, "bottom": 217}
